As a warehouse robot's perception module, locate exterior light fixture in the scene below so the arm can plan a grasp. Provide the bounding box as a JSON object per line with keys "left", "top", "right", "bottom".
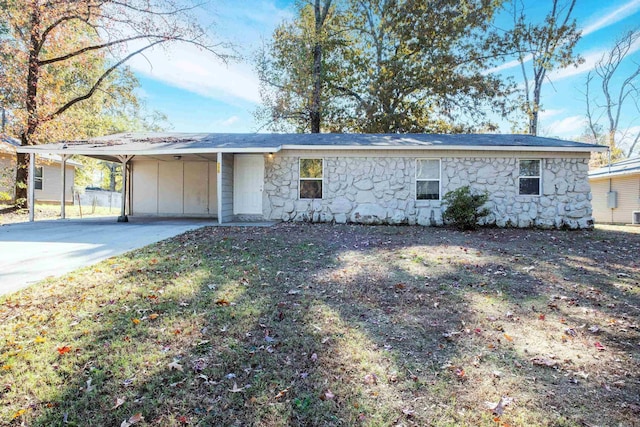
{"left": 173, "top": 155, "right": 182, "bottom": 160}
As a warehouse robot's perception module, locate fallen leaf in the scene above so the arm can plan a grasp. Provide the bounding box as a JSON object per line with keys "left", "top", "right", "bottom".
{"left": 35, "top": 336, "right": 46, "bottom": 343}
{"left": 57, "top": 346, "right": 72, "bottom": 355}
{"left": 539, "top": 314, "right": 545, "bottom": 321}
{"left": 363, "top": 373, "right": 378, "bottom": 385}
{"left": 12, "top": 409, "right": 26, "bottom": 419}
{"left": 132, "top": 318, "right": 140, "bottom": 325}
{"left": 489, "top": 396, "right": 513, "bottom": 416}
{"left": 402, "top": 408, "right": 415, "bottom": 417}
{"left": 111, "top": 397, "right": 126, "bottom": 410}
{"left": 275, "top": 388, "right": 288, "bottom": 399}
{"left": 121, "top": 413, "right": 143, "bottom": 427}
{"left": 215, "top": 299, "right": 230, "bottom": 306}
{"left": 531, "top": 356, "right": 558, "bottom": 367}
{"left": 503, "top": 333, "right": 514, "bottom": 342}
{"left": 594, "top": 342, "right": 606, "bottom": 351}
{"left": 229, "top": 382, "right": 244, "bottom": 393}
{"left": 320, "top": 389, "right": 335, "bottom": 400}
{"left": 149, "top": 313, "right": 159, "bottom": 320}
{"left": 168, "top": 361, "right": 184, "bottom": 372}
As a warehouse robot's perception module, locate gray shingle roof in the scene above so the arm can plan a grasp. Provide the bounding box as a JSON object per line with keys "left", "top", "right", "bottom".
{"left": 15, "top": 132, "right": 606, "bottom": 157}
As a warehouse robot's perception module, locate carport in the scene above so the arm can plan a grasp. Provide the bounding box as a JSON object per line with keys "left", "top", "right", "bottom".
{"left": 16, "top": 133, "right": 282, "bottom": 224}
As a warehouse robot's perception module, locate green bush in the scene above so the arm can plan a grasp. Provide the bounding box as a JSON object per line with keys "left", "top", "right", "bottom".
{"left": 442, "top": 186, "right": 490, "bottom": 230}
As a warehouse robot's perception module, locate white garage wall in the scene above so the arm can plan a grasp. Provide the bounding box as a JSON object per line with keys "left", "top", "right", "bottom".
{"left": 131, "top": 160, "right": 217, "bottom": 217}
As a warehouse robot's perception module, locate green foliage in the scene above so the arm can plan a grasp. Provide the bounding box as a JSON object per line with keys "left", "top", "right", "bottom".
{"left": 442, "top": 186, "right": 490, "bottom": 230}
{"left": 257, "top": 0, "right": 513, "bottom": 133}
{"left": 497, "top": 0, "right": 583, "bottom": 135}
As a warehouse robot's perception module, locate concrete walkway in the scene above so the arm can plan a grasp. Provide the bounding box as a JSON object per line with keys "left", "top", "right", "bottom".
{"left": 0, "top": 217, "right": 224, "bottom": 296}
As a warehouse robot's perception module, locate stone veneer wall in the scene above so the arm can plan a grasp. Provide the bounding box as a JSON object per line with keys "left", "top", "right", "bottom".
{"left": 262, "top": 154, "right": 594, "bottom": 229}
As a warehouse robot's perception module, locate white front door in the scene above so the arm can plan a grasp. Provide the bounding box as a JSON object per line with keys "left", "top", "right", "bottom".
{"left": 233, "top": 155, "right": 264, "bottom": 215}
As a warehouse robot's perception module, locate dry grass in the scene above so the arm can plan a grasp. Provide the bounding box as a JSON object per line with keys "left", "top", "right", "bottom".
{"left": 0, "top": 223, "right": 638, "bottom": 426}
{"left": 0, "top": 203, "right": 118, "bottom": 225}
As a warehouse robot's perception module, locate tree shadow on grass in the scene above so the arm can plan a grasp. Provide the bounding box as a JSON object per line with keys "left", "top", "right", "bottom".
{"left": 1, "top": 224, "right": 638, "bottom": 426}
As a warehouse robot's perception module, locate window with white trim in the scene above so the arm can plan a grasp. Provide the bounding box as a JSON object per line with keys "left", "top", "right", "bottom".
{"left": 416, "top": 159, "right": 440, "bottom": 200}
{"left": 518, "top": 159, "right": 541, "bottom": 195}
{"left": 34, "top": 166, "right": 43, "bottom": 190}
{"left": 299, "top": 158, "right": 323, "bottom": 199}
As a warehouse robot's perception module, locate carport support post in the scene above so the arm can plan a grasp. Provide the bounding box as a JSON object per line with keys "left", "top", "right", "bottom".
{"left": 28, "top": 153, "right": 35, "bottom": 222}
{"left": 117, "top": 155, "right": 133, "bottom": 222}
{"left": 60, "top": 154, "right": 70, "bottom": 219}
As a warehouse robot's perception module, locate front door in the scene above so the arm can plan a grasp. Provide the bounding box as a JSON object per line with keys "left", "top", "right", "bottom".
{"left": 233, "top": 155, "right": 264, "bottom": 215}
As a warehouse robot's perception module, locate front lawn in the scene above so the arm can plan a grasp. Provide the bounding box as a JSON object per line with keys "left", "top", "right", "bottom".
{"left": 1, "top": 224, "right": 638, "bottom": 426}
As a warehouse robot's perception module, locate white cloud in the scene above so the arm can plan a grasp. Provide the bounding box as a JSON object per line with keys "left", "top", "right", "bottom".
{"left": 539, "top": 109, "right": 565, "bottom": 120}
{"left": 220, "top": 115, "right": 240, "bottom": 126}
{"left": 582, "top": 0, "right": 640, "bottom": 36}
{"left": 128, "top": 42, "right": 262, "bottom": 104}
{"left": 543, "top": 115, "right": 586, "bottom": 137}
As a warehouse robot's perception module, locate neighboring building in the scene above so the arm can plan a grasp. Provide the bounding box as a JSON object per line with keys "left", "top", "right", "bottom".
{"left": 0, "top": 135, "right": 79, "bottom": 204}
{"left": 17, "top": 133, "right": 606, "bottom": 228}
{"left": 589, "top": 156, "right": 640, "bottom": 225}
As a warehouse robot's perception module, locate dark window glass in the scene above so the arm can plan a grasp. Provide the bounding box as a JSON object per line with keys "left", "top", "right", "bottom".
{"left": 416, "top": 180, "right": 439, "bottom": 200}
{"left": 35, "top": 167, "right": 43, "bottom": 190}
{"left": 300, "top": 180, "right": 322, "bottom": 199}
{"left": 299, "top": 159, "right": 323, "bottom": 199}
{"left": 519, "top": 177, "right": 540, "bottom": 195}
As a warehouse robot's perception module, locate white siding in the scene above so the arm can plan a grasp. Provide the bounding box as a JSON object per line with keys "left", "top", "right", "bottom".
{"left": 220, "top": 153, "right": 234, "bottom": 222}
{"left": 35, "top": 163, "right": 75, "bottom": 203}
{"left": 590, "top": 175, "right": 640, "bottom": 224}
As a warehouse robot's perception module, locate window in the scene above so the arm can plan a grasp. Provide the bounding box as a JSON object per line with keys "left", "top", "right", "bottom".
{"left": 34, "top": 166, "right": 43, "bottom": 190}
{"left": 299, "top": 159, "right": 323, "bottom": 199}
{"left": 416, "top": 159, "right": 440, "bottom": 200}
{"left": 519, "top": 159, "right": 541, "bottom": 195}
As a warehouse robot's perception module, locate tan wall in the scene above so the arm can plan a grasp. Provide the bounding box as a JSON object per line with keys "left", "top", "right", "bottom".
{"left": 36, "top": 163, "right": 76, "bottom": 203}
{"left": 130, "top": 160, "right": 217, "bottom": 217}
{"left": 590, "top": 175, "right": 640, "bottom": 224}
{"left": 0, "top": 155, "right": 76, "bottom": 203}
{"left": 0, "top": 155, "right": 15, "bottom": 200}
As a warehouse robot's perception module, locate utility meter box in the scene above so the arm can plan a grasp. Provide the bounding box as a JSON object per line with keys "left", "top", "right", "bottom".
{"left": 607, "top": 191, "right": 617, "bottom": 209}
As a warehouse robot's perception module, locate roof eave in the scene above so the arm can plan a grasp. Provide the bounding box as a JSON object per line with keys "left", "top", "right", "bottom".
{"left": 280, "top": 144, "right": 606, "bottom": 153}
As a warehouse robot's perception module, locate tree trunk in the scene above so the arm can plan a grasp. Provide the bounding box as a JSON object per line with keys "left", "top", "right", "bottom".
{"left": 15, "top": 4, "right": 41, "bottom": 208}
{"left": 310, "top": 0, "right": 326, "bottom": 134}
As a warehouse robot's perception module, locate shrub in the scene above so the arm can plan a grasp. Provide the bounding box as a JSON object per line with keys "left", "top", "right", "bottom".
{"left": 442, "top": 186, "right": 490, "bottom": 230}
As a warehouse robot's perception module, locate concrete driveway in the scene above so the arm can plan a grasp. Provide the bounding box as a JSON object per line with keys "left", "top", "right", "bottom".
{"left": 0, "top": 217, "right": 219, "bottom": 296}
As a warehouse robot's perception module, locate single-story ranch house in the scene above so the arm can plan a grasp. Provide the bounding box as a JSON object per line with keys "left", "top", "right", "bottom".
{"left": 589, "top": 156, "right": 640, "bottom": 225}
{"left": 1, "top": 134, "right": 79, "bottom": 204}
{"left": 16, "top": 133, "right": 606, "bottom": 228}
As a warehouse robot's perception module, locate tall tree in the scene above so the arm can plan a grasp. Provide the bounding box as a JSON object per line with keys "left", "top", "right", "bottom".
{"left": 256, "top": 0, "right": 344, "bottom": 133}
{"left": 257, "top": 0, "right": 512, "bottom": 133}
{"left": 506, "top": 0, "right": 582, "bottom": 135}
{"left": 0, "top": 0, "right": 226, "bottom": 206}
{"left": 585, "top": 30, "right": 640, "bottom": 159}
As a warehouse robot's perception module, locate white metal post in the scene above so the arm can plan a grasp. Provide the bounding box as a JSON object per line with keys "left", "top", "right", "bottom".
{"left": 117, "top": 156, "right": 132, "bottom": 222}
{"left": 60, "top": 155, "right": 69, "bottom": 219}
{"left": 28, "top": 153, "right": 35, "bottom": 222}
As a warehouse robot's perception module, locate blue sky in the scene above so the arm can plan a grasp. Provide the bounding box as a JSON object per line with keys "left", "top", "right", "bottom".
{"left": 129, "top": 0, "right": 640, "bottom": 145}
